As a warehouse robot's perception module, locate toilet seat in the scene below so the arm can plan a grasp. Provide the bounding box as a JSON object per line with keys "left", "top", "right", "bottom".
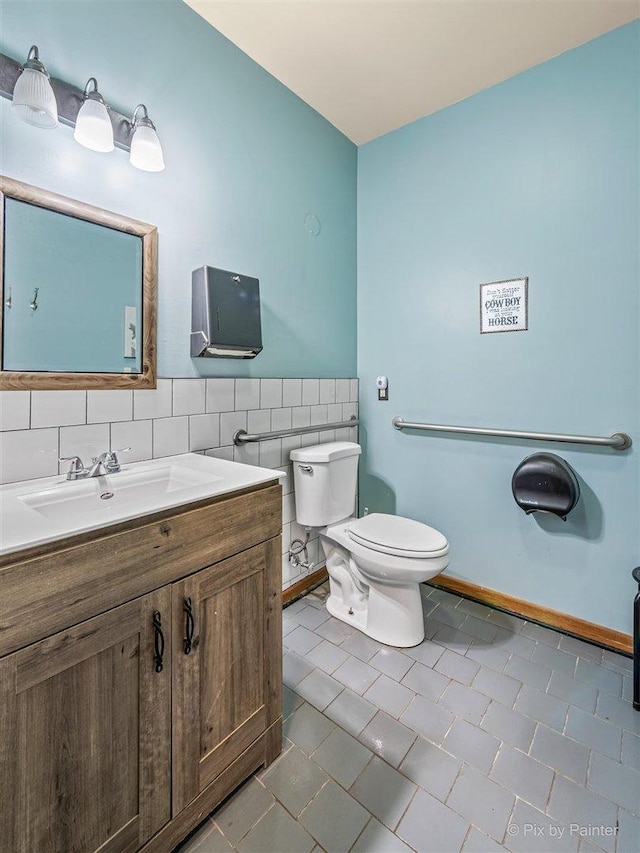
{"left": 348, "top": 513, "right": 449, "bottom": 559}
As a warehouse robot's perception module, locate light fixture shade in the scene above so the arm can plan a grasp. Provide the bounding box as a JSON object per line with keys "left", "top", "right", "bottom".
{"left": 12, "top": 66, "right": 58, "bottom": 128}
{"left": 130, "top": 123, "right": 165, "bottom": 172}
{"left": 73, "top": 97, "right": 114, "bottom": 152}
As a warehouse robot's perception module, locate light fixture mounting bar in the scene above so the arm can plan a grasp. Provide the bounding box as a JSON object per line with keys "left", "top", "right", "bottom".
{"left": 0, "top": 52, "right": 134, "bottom": 151}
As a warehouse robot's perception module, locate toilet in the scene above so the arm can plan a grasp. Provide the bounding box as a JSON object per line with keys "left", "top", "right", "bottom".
{"left": 290, "top": 441, "right": 450, "bottom": 647}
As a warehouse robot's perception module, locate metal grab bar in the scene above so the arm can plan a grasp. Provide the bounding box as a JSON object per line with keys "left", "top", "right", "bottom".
{"left": 392, "top": 417, "right": 632, "bottom": 451}
{"left": 234, "top": 416, "right": 359, "bottom": 445}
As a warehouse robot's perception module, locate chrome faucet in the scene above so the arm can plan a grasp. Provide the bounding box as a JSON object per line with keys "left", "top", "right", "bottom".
{"left": 59, "top": 448, "right": 131, "bottom": 480}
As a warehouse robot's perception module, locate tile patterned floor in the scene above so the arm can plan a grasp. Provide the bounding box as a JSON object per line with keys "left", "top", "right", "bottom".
{"left": 176, "top": 583, "right": 639, "bottom": 853}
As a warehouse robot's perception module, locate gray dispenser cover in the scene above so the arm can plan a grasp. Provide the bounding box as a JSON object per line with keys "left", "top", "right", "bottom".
{"left": 191, "top": 265, "right": 263, "bottom": 358}
{"left": 511, "top": 453, "right": 580, "bottom": 521}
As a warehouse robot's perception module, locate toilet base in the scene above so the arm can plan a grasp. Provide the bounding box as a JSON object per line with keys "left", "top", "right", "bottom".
{"left": 326, "top": 575, "right": 425, "bottom": 648}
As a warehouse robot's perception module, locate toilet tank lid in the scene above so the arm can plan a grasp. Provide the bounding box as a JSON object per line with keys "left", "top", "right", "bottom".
{"left": 290, "top": 441, "right": 361, "bottom": 463}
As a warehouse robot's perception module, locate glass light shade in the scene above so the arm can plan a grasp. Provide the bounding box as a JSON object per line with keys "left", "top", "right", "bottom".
{"left": 12, "top": 67, "right": 58, "bottom": 129}
{"left": 130, "top": 123, "right": 165, "bottom": 172}
{"left": 73, "top": 97, "right": 114, "bottom": 152}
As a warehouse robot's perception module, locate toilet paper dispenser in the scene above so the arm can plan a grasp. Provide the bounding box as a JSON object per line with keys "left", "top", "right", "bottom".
{"left": 512, "top": 453, "right": 580, "bottom": 521}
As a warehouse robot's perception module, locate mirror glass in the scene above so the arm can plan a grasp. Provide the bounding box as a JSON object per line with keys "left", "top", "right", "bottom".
{"left": 3, "top": 198, "right": 143, "bottom": 374}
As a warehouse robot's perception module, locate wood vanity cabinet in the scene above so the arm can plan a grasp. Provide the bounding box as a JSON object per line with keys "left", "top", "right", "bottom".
{"left": 0, "top": 482, "right": 283, "bottom": 853}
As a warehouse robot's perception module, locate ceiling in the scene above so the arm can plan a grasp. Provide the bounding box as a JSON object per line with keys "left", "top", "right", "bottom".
{"left": 185, "top": 0, "right": 638, "bottom": 145}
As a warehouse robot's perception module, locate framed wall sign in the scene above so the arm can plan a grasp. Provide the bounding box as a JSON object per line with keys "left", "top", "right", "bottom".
{"left": 480, "top": 277, "right": 528, "bottom": 334}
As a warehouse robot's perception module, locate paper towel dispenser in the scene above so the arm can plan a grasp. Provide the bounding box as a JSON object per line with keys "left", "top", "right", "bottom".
{"left": 191, "top": 265, "right": 263, "bottom": 359}
{"left": 512, "top": 453, "right": 580, "bottom": 521}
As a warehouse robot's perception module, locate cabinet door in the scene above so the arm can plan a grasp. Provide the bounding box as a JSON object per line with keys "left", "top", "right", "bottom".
{"left": 171, "top": 542, "right": 270, "bottom": 814}
{"left": 0, "top": 589, "right": 171, "bottom": 853}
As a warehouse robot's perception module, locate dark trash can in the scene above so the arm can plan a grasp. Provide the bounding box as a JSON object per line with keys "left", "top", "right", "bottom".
{"left": 634, "top": 567, "right": 640, "bottom": 711}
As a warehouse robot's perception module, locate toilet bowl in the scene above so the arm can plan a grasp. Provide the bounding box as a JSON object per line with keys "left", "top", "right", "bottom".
{"left": 290, "top": 441, "right": 450, "bottom": 647}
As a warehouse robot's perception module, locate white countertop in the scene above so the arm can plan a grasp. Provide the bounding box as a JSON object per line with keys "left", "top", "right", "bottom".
{"left": 0, "top": 453, "right": 284, "bottom": 558}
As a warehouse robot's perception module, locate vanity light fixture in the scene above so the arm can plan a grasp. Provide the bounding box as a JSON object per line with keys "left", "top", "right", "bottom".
{"left": 11, "top": 45, "right": 58, "bottom": 129}
{"left": 73, "top": 78, "right": 114, "bottom": 152}
{"left": 129, "top": 104, "right": 165, "bottom": 172}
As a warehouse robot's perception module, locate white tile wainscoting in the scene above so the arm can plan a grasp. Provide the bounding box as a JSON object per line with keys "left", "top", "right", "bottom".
{"left": 0, "top": 377, "right": 358, "bottom": 591}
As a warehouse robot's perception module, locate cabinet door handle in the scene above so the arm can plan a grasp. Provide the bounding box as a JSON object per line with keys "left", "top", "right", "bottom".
{"left": 152, "top": 610, "right": 165, "bottom": 673}
{"left": 184, "top": 597, "right": 195, "bottom": 655}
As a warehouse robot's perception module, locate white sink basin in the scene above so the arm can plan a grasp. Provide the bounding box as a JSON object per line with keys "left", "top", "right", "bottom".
{"left": 19, "top": 463, "right": 223, "bottom": 523}
{"left": 1, "top": 453, "right": 284, "bottom": 556}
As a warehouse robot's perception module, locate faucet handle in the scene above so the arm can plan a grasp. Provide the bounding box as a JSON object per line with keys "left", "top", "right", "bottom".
{"left": 59, "top": 455, "right": 86, "bottom": 480}
{"left": 106, "top": 447, "right": 131, "bottom": 473}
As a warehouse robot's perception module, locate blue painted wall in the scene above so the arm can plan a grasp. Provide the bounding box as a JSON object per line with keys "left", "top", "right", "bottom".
{"left": 357, "top": 23, "right": 639, "bottom": 634}
{"left": 0, "top": 0, "right": 357, "bottom": 378}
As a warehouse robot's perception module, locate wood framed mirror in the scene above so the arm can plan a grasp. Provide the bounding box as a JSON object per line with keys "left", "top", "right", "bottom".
{"left": 0, "top": 176, "right": 157, "bottom": 390}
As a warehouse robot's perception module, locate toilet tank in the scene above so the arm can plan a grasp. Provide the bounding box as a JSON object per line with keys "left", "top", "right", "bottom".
{"left": 290, "top": 442, "right": 361, "bottom": 527}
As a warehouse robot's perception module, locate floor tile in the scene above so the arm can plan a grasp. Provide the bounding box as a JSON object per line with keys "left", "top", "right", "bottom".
{"left": 447, "top": 763, "right": 515, "bottom": 841}
{"left": 529, "top": 724, "right": 590, "bottom": 784}
{"left": 324, "top": 687, "right": 378, "bottom": 736}
{"left": 349, "top": 755, "right": 417, "bottom": 830}
{"left": 462, "top": 826, "right": 504, "bottom": 851}
{"left": 565, "top": 705, "right": 622, "bottom": 760}
{"left": 500, "top": 632, "right": 538, "bottom": 659}
{"left": 428, "top": 587, "right": 463, "bottom": 608}
{"left": 514, "top": 684, "right": 569, "bottom": 732}
{"left": 487, "top": 609, "right": 526, "bottom": 633}
{"left": 396, "top": 787, "right": 470, "bottom": 853}
{"left": 480, "top": 700, "right": 536, "bottom": 752}
{"left": 575, "top": 658, "right": 623, "bottom": 697}
{"left": 364, "top": 673, "right": 415, "bottom": 718}
{"left": 459, "top": 614, "right": 502, "bottom": 643}
{"left": 587, "top": 750, "right": 640, "bottom": 815}
{"left": 358, "top": 711, "right": 417, "bottom": 767}
{"left": 435, "top": 648, "right": 481, "bottom": 685}
{"left": 403, "top": 640, "right": 445, "bottom": 668}
{"left": 261, "top": 747, "right": 328, "bottom": 816}
{"left": 490, "top": 743, "right": 554, "bottom": 810}
{"left": 400, "top": 694, "right": 455, "bottom": 744}
{"left": 351, "top": 817, "right": 414, "bottom": 852}
{"left": 190, "top": 825, "right": 234, "bottom": 852}
{"left": 299, "top": 779, "right": 370, "bottom": 853}
{"left": 286, "top": 625, "right": 323, "bottom": 656}
{"left": 595, "top": 691, "right": 640, "bottom": 734}
{"left": 428, "top": 604, "right": 469, "bottom": 631}
{"left": 282, "top": 684, "right": 304, "bottom": 720}
{"left": 546, "top": 670, "right": 598, "bottom": 714}
{"left": 214, "top": 779, "right": 275, "bottom": 846}
{"left": 401, "top": 660, "right": 450, "bottom": 701}
{"left": 341, "top": 631, "right": 382, "bottom": 662}
{"left": 437, "top": 680, "right": 489, "bottom": 725}
{"left": 311, "top": 728, "right": 372, "bottom": 789}
{"left": 369, "top": 647, "right": 413, "bottom": 681}
{"left": 314, "top": 616, "right": 355, "bottom": 645}
{"left": 295, "top": 669, "right": 344, "bottom": 710}
{"left": 282, "top": 651, "right": 315, "bottom": 687}
{"left": 601, "top": 649, "right": 632, "bottom": 673}
{"left": 559, "top": 635, "right": 604, "bottom": 664}
{"left": 622, "top": 730, "right": 640, "bottom": 771}
{"left": 283, "top": 702, "right": 336, "bottom": 754}
{"left": 443, "top": 718, "right": 500, "bottom": 773}
{"left": 333, "top": 656, "right": 380, "bottom": 694}
{"left": 305, "top": 639, "right": 350, "bottom": 674}
{"left": 456, "top": 598, "right": 493, "bottom": 620}
{"left": 531, "top": 643, "right": 578, "bottom": 676}
{"left": 290, "top": 605, "right": 330, "bottom": 631}
{"left": 521, "top": 621, "right": 562, "bottom": 647}
{"left": 399, "top": 736, "right": 462, "bottom": 802}
{"left": 431, "top": 623, "right": 475, "bottom": 655}
{"left": 472, "top": 665, "right": 522, "bottom": 707}
{"left": 547, "top": 776, "right": 617, "bottom": 853}
{"left": 616, "top": 808, "right": 640, "bottom": 853}
{"left": 504, "top": 800, "right": 578, "bottom": 852}
{"left": 504, "top": 655, "right": 553, "bottom": 692}
{"left": 237, "top": 803, "right": 315, "bottom": 853}
{"left": 465, "top": 641, "right": 512, "bottom": 673}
